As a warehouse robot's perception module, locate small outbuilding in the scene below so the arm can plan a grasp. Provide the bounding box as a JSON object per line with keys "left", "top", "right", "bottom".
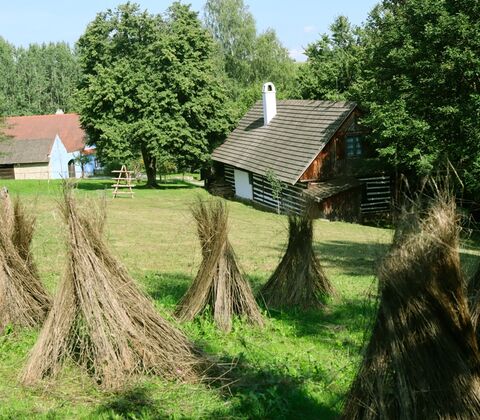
{"left": 0, "top": 112, "right": 97, "bottom": 180}
{"left": 210, "top": 83, "right": 391, "bottom": 221}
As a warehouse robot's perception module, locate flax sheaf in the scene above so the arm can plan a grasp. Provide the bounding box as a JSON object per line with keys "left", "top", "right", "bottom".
{"left": 0, "top": 189, "right": 50, "bottom": 331}
{"left": 342, "top": 193, "right": 480, "bottom": 419}
{"left": 176, "top": 197, "right": 264, "bottom": 333}
{"left": 21, "top": 184, "right": 214, "bottom": 389}
{"left": 260, "top": 210, "right": 334, "bottom": 310}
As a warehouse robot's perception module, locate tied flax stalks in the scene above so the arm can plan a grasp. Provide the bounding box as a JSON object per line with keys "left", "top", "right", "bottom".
{"left": 21, "top": 185, "right": 211, "bottom": 389}
{"left": 260, "top": 213, "right": 334, "bottom": 309}
{"left": 468, "top": 264, "right": 480, "bottom": 336}
{"left": 12, "top": 196, "right": 40, "bottom": 278}
{"left": 0, "top": 188, "right": 50, "bottom": 331}
{"left": 342, "top": 194, "right": 480, "bottom": 419}
{"left": 176, "top": 197, "right": 263, "bottom": 332}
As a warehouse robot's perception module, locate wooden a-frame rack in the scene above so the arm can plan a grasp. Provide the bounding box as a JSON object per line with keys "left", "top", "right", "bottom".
{"left": 112, "top": 165, "right": 134, "bottom": 198}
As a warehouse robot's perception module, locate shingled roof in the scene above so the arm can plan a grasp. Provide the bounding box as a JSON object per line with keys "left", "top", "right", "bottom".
{"left": 0, "top": 138, "right": 53, "bottom": 165}
{"left": 212, "top": 100, "right": 357, "bottom": 185}
{"left": 4, "top": 113, "right": 85, "bottom": 153}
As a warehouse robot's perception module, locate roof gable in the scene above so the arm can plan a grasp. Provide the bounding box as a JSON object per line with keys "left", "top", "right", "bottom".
{"left": 4, "top": 113, "right": 86, "bottom": 153}
{"left": 212, "top": 100, "right": 356, "bottom": 184}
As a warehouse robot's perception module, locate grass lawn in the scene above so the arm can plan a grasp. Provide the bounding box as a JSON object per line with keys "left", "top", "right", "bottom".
{"left": 0, "top": 179, "right": 478, "bottom": 419}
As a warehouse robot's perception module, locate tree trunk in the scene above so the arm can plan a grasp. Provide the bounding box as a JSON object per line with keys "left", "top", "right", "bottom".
{"left": 141, "top": 148, "right": 159, "bottom": 188}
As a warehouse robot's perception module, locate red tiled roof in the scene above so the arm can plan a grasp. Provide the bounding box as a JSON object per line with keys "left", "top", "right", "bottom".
{"left": 4, "top": 113, "right": 86, "bottom": 153}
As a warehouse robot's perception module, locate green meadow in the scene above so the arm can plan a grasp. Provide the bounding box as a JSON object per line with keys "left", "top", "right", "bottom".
{"left": 0, "top": 179, "right": 478, "bottom": 419}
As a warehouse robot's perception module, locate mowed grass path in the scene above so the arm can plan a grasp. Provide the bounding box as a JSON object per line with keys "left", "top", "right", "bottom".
{"left": 0, "top": 178, "right": 465, "bottom": 419}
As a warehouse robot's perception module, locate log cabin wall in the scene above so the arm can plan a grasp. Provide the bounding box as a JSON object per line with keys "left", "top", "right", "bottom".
{"left": 252, "top": 173, "right": 306, "bottom": 214}
{"left": 224, "top": 164, "right": 306, "bottom": 214}
{"left": 0, "top": 165, "right": 14, "bottom": 179}
{"left": 299, "top": 110, "right": 364, "bottom": 183}
{"left": 318, "top": 187, "right": 362, "bottom": 222}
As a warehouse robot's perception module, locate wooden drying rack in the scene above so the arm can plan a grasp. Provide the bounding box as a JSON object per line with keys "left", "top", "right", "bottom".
{"left": 112, "top": 165, "right": 134, "bottom": 198}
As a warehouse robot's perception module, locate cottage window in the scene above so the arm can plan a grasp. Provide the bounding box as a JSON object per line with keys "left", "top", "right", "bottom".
{"left": 346, "top": 136, "right": 362, "bottom": 157}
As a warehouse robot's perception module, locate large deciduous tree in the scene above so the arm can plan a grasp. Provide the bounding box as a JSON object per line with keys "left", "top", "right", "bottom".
{"left": 355, "top": 0, "right": 480, "bottom": 195}
{"left": 204, "top": 0, "right": 296, "bottom": 113}
{"left": 77, "top": 2, "right": 232, "bottom": 187}
{"left": 204, "top": 0, "right": 256, "bottom": 86}
{"left": 296, "top": 16, "right": 363, "bottom": 100}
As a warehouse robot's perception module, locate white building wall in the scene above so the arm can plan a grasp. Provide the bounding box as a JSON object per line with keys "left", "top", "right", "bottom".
{"left": 49, "top": 135, "right": 81, "bottom": 179}
{"left": 14, "top": 163, "right": 50, "bottom": 180}
{"left": 234, "top": 169, "right": 253, "bottom": 200}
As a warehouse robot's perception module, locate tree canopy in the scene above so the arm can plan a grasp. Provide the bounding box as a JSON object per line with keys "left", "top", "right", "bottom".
{"left": 296, "top": 16, "right": 362, "bottom": 100}
{"left": 204, "top": 0, "right": 297, "bottom": 114}
{"left": 355, "top": 0, "right": 480, "bottom": 195}
{"left": 77, "top": 2, "right": 232, "bottom": 187}
{"left": 298, "top": 1, "right": 480, "bottom": 197}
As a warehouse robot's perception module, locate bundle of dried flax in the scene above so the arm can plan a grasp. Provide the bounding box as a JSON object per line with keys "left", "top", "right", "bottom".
{"left": 0, "top": 189, "right": 50, "bottom": 331}
{"left": 176, "top": 197, "right": 263, "bottom": 332}
{"left": 21, "top": 185, "right": 212, "bottom": 389}
{"left": 342, "top": 194, "right": 480, "bottom": 419}
{"left": 260, "top": 213, "right": 334, "bottom": 309}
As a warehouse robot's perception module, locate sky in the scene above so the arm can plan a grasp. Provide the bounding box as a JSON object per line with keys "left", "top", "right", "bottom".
{"left": 0, "top": 0, "right": 379, "bottom": 61}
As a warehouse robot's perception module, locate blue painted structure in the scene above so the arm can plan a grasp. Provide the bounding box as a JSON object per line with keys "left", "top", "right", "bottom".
{"left": 49, "top": 135, "right": 82, "bottom": 179}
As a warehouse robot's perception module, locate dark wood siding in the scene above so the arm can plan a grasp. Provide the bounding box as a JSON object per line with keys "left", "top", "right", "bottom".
{"left": 224, "top": 164, "right": 235, "bottom": 194}
{"left": 224, "top": 164, "right": 306, "bottom": 214}
{"left": 359, "top": 175, "right": 391, "bottom": 214}
{"left": 252, "top": 174, "right": 306, "bottom": 214}
{"left": 0, "top": 165, "right": 14, "bottom": 179}
{"left": 317, "top": 188, "right": 362, "bottom": 222}
{"left": 300, "top": 137, "right": 343, "bottom": 181}
{"left": 299, "top": 110, "right": 363, "bottom": 182}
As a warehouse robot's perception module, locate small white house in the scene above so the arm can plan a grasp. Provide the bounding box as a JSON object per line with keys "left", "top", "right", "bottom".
{"left": 0, "top": 112, "right": 91, "bottom": 180}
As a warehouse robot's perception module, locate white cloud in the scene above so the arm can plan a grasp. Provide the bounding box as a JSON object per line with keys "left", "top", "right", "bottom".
{"left": 303, "top": 25, "right": 316, "bottom": 34}
{"left": 289, "top": 48, "right": 307, "bottom": 62}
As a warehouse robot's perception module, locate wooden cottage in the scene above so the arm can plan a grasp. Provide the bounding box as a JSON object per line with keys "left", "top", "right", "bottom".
{"left": 210, "top": 83, "right": 391, "bottom": 221}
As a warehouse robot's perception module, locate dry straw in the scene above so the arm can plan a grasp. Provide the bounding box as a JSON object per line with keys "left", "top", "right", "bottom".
{"left": 468, "top": 264, "right": 480, "bottom": 335}
{"left": 342, "top": 192, "right": 480, "bottom": 419}
{"left": 175, "top": 197, "right": 263, "bottom": 332}
{"left": 260, "top": 212, "right": 334, "bottom": 309}
{"left": 21, "top": 184, "right": 212, "bottom": 389}
{"left": 12, "top": 196, "right": 39, "bottom": 277}
{"left": 0, "top": 188, "right": 50, "bottom": 331}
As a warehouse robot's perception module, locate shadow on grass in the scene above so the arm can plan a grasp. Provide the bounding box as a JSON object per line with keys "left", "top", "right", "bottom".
{"left": 311, "top": 240, "right": 389, "bottom": 277}
{"left": 265, "top": 296, "right": 377, "bottom": 344}
{"left": 246, "top": 273, "right": 268, "bottom": 293}
{"left": 142, "top": 272, "right": 192, "bottom": 305}
{"left": 136, "top": 180, "right": 198, "bottom": 190}
{"left": 93, "top": 366, "right": 339, "bottom": 420}
{"left": 312, "top": 237, "right": 480, "bottom": 279}
{"left": 75, "top": 180, "right": 113, "bottom": 191}
{"left": 460, "top": 251, "right": 480, "bottom": 278}
{"left": 216, "top": 363, "right": 339, "bottom": 419}
{"left": 95, "top": 386, "right": 169, "bottom": 419}
{"left": 75, "top": 179, "right": 199, "bottom": 192}
{"left": 112, "top": 270, "right": 362, "bottom": 419}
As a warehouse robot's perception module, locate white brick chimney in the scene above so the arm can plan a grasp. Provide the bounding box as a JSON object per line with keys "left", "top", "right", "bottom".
{"left": 262, "top": 82, "right": 277, "bottom": 126}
